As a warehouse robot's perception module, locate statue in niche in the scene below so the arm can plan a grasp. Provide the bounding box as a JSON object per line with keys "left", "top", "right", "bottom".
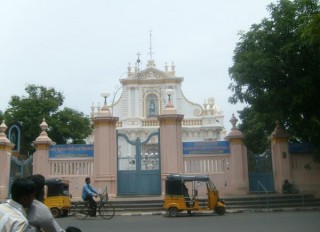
{"left": 9, "top": 127, "right": 18, "bottom": 151}
{"left": 149, "top": 100, "right": 155, "bottom": 116}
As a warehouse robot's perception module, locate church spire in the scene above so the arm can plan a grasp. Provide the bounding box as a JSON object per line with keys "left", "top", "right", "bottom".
{"left": 148, "top": 29, "right": 154, "bottom": 60}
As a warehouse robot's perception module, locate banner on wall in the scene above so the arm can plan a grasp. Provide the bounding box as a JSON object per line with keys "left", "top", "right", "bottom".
{"left": 183, "top": 141, "right": 230, "bottom": 155}
{"left": 49, "top": 144, "right": 94, "bottom": 158}
{"left": 289, "top": 143, "right": 314, "bottom": 154}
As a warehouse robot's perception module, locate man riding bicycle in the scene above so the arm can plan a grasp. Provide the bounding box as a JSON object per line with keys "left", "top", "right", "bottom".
{"left": 82, "top": 177, "right": 98, "bottom": 217}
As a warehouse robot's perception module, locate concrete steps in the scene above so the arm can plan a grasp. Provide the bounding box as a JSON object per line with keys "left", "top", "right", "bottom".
{"left": 71, "top": 193, "right": 320, "bottom": 215}
{"left": 223, "top": 193, "right": 320, "bottom": 210}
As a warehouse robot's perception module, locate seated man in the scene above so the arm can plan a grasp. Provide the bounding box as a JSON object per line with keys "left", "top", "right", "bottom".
{"left": 0, "top": 178, "right": 36, "bottom": 232}
{"left": 82, "top": 177, "right": 99, "bottom": 216}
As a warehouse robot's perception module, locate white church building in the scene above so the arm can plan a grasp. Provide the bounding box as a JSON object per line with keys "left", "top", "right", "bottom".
{"left": 90, "top": 58, "right": 226, "bottom": 143}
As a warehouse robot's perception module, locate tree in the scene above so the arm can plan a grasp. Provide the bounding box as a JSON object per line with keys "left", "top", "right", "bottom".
{"left": 229, "top": 0, "right": 320, "bottom": 159}
{"left": 4, "top": 84, "right": 92, "bottom": 156}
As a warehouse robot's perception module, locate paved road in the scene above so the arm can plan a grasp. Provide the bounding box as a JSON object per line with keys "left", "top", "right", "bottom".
{"left": 56, "top": 211, "right": 320, "bottom": 232}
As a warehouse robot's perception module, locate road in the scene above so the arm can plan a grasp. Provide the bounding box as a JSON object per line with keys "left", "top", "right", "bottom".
{"left": 56, "top": 211, "right": 320, "bottom": 232}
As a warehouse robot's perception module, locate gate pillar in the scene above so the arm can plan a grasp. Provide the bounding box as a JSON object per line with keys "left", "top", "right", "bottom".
{"left": 91, "top": 104, "right": 119, "bottom": 196}
{"left": 158, "top": 97, "right": 184, "bottom": 195}
{"left": 269, "top": 121, "right": 290, "bottom": 193}
{"left": 0, "top": 121, "right": 14, "bottom": 199}
{"left": 33, "top": 119, "right": 54, "bottom": 178}
{"left": 225, "top": 114, "right": 249, "bottom": 194}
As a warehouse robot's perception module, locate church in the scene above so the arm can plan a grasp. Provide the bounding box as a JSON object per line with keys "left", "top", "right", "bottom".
{"left": 87, "top": 56, "right": 227, "bottom": 192}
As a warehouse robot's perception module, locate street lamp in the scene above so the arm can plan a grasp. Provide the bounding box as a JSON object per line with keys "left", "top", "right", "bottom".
{"left": 100, "top": 92, "right": 110, "bottom": 113}
{"left": 164, "top": 89, "right": 174, "bottom": 108}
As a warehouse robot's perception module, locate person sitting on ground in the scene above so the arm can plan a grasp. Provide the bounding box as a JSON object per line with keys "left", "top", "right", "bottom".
{"left": 0, "top": 177, "right": 36, "bottom": 232}
{"left": 26, "top": 174, "right": 65, "bottom": 232}
{"left": 282, "top": 179, "right": 293, "bottom": 194}
{"left": 82, "top": 177, "right": 99, "bottom": 216}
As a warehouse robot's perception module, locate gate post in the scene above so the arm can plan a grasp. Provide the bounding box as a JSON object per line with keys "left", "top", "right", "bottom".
{"left": 225, "top": 114, "right": 249, "bottom": 194}
{"left": 0, "top": 121, "right": 14, "bottom": 199}
{"left": 269, "top": 121, "right": 290, "bottom": 193}
{"left": 91, "top": 103, "right": 119, "bottom": 196}
{"left": 33, "top": 119, "right": 54, "bottom": 178}
{"left": 158, "top": 95, "right": 184, "bottom": 195}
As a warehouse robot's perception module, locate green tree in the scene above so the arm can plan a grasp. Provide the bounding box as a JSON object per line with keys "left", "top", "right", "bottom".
{"left": 229, "top": 0, "right": 320, "bottom": 159}
{"left": 4, "top": 84, "right": 92, "bottom": 156}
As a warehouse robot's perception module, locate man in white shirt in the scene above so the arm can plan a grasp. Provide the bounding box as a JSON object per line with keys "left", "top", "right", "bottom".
{"left": 26, "top": 174, "right": 81, "bottom": 232}
{"left": 0, "top": 178, "right": 36, "bottom": 232}
{"left": 26, "top": 174, "right": 65, "bottom": 232}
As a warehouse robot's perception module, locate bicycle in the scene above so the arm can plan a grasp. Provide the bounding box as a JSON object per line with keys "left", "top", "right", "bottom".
{"left": 73, "top": 186, "right": 115, "bottom": 220}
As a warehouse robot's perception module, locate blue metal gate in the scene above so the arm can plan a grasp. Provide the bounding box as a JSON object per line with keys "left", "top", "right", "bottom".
{"left": 9, "top": 155, "right": 33, "bottom": 196}
{"left": 117, "top": 130, "right": 161, "bottom": 196}
{"left": 248, "top": 149, "right": 275, "bottom": 192}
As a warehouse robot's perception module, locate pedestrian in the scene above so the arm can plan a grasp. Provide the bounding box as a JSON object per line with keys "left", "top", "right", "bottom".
{"left": 26, "top": 174, "right": 65, "bottom": 232}
{"left": 0, "top": 177, "right": 36, "bottom": 232}
{"left": 82, "top": 177, "right": 99, "bottom": 216}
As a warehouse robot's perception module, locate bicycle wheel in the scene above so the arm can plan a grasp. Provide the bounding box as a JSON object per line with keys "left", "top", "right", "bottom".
{"left": 74, "top": 202, "right": 89, "bottom": 220}
{"left": 99, "top": 202, "right": 115, "bottom": 219}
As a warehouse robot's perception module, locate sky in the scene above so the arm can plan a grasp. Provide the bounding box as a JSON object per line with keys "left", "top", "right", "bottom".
{"left": 0, "top": 0, "right": 277, "bottom": 132}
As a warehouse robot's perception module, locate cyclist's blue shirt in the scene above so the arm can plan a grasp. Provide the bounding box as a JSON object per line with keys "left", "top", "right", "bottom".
{"left": 82, "top": 184, "right": 98, "bottom": 200}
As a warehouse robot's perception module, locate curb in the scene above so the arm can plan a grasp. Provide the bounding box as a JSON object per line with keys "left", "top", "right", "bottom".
{"left": 114, "top": 207, "right": 320, "bottom": 216}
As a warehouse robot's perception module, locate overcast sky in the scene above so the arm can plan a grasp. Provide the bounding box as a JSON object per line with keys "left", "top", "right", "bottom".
{"left": 0, "top": 0, "right": 277, "bottom": 132}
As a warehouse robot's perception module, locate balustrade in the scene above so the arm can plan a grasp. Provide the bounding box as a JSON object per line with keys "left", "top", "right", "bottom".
{"left": 49, "top": 159, "right": 94, "bottom": 176}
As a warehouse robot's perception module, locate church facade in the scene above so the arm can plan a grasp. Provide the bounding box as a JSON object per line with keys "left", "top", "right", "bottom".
{"left": 95, "top": 59, "right": 226, "bottom": 143}
{"left": 87, "top": 58, "right": 228, "bottom": 195}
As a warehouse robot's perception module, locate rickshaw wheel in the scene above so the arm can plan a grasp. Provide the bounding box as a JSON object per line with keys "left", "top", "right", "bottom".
{"left": 168, "top": 207, "right": 179, "bottom": 217}
{"left": 214, "top": 206, "right": 225, "bottom": 216}
{"left": 50, "top": 208, "right": 60, "bottom": 218}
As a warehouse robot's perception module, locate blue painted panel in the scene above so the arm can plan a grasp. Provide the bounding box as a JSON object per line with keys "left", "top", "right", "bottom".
{"left": 183, "top": 141, "right": 230, "bottom": 155}
{"left": 289, "top": 143, "right": 314, "bottom": 153}
{"left": 128, "top": 173, "right": 138, "bottom": 193}
{"left": 249, "top": 173, "right": 274, "bottom": 192}
{"left": 139, "top": 171, "right": 161, "bottom": 195}
{"left": 49, "top": 144, "right": 94, "bottom": 158}
{"left": 118, "top": 172, "right": 138, "bottom": 195}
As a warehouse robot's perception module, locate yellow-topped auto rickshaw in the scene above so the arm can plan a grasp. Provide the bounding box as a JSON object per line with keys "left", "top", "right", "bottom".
{"left": 44, "top": 178, "right": 72, "bottom": 218}
{"left": 163, "top": 174, "right": 225, "bottom": 217}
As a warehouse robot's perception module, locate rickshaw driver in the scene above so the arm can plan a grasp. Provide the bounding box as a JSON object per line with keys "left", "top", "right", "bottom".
{"left": 82, "top": 177, "right": 99, "bottom": 217}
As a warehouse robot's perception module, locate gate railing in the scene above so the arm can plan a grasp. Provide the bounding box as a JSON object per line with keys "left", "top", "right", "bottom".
{"left": 292, "top": 180, "right": 305, "bottom": 207}
{"left": 257, "top": 180, "right": 269, "bottom": 210}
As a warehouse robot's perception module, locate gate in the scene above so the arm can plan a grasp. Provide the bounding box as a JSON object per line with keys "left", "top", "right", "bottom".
{"left": 9, "top": 155, "right": 33, "bottom": 195}
{"left": 248, "top": 148, "right": 275, "bottom": 192}
{"left": 117, "top": 130, "right": 161, "bottom": 195}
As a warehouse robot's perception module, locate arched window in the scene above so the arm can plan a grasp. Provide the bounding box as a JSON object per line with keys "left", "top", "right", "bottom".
{"left": 8, "top": 124, "right": 21, "bottom": 151}
{"left": 146, "top": 94, "right": 159, "bottom": 118}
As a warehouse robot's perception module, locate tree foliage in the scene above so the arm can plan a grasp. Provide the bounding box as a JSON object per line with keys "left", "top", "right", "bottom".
{"left": 4, "top": 85, "right": 92, "bottom": 156}
{"left": 229, "top": 0, "right": 320, "bottom": 158}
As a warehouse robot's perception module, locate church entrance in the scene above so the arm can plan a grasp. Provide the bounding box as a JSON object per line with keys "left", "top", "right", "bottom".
{"left": 117, "top": 130, "right": 161, "bottom": 196}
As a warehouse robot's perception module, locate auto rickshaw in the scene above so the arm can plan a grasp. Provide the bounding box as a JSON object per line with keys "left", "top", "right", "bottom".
{"left": 44, "top": 178, "right": 72, "bottom": 218}
{"left": 163, "top": 174, "right": 226, "bottom": 217}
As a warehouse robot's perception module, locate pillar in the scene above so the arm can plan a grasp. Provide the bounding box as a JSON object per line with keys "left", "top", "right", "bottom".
{"left": 33, "top": 119, "right": 54, "bottom": 178}
{"left": 91, "top": 101, "right": 119, "bottom": 196}
{"left": 225, "top": 114, "right": 249, "bottom": 194}
{"left": 269, "top": 121, "right": 290, "bottom": 193}
{"left": 0, "top": 121, "right": 14, "bottom": 199}
{"left": 158, "top": 89, "right": 184, "bottom": 194}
